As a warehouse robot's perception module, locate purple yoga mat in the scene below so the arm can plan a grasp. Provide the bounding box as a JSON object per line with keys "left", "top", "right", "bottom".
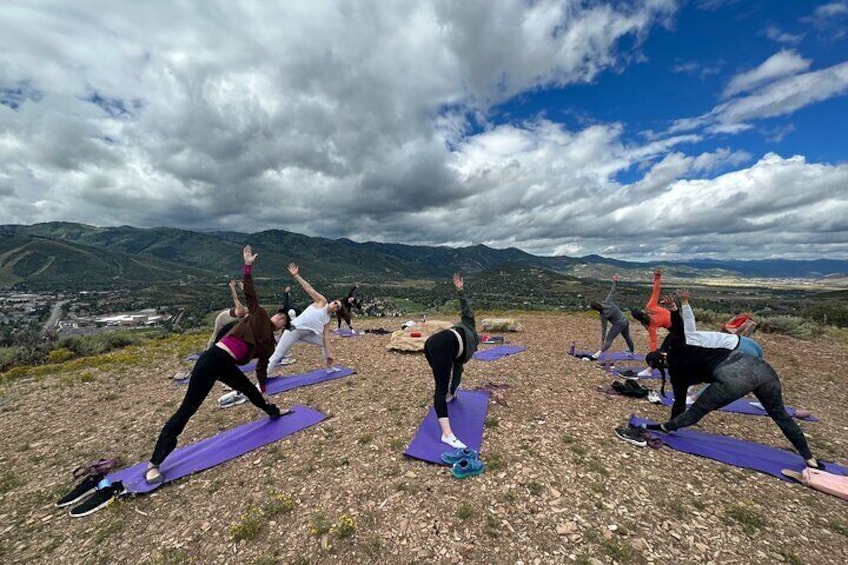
{"left": 656, "top": 394, "right": 818, "bottom": 421}
{"left": 571, "top": 350, "right": 644, "bottom": 362}
{"left": 265, "top": 366, "right": 355, "bottom": 396}
{"left": 108, "top": 407, "right": 325, "bottom": 494}
{"left": 473, "top": 345, "right": 527, "bottom": 361}
{"left": 628, "top": 416, "right": 846, "bottom": 482}
{"left": 333, "top": 328, "right": 361, "bottom": 337}
{"left": 404, "top": 390, "right": 490, "bottom": 464}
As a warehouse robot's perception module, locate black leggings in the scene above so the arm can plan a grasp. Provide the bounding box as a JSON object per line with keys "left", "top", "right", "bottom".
{"left": 151, "top": 346, "right": 274, "bottom": 466}
{"left": 665, "top": 352, "right": 813, "bottom": 460}
{"left": 424, "top": 330, "right": 462, "bottom": 419}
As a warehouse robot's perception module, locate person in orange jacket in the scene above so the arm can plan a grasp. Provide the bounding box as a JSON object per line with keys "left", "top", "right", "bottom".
{"left": 631, "top": 268, "right": 671, "bottom": 376}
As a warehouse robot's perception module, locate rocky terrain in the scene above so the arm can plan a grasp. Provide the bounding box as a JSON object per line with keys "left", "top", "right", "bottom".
{"left": 1, "top": 312, "right": 846, "bottom": 564}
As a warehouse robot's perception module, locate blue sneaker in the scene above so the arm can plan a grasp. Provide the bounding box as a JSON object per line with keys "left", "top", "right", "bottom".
{"left": 451, "top": 457, "right": 485, "bottom": 479}
{"left": 440, "top": 448, "right": 478, "bottom": 465}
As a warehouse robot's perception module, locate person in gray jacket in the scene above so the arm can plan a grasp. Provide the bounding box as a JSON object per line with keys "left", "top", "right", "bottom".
{"left": 423, "top": 273, "right": 480, "bottom": 449}
{"left": 589, "top": 274, "right": 635, "bottom": 359}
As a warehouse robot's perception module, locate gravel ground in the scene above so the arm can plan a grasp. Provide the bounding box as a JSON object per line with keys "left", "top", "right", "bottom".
{"left": 1, "top": 312, "right": 847, "bottom": 565}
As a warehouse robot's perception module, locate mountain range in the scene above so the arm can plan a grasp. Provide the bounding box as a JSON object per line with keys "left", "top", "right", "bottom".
{"left": 1, "top": 222, "right": 846, "bottom": 290}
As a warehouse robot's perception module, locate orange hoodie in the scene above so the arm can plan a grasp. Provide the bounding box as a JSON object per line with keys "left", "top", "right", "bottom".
{"left": 645, "top": 271, "right": 671, "bottom": 350}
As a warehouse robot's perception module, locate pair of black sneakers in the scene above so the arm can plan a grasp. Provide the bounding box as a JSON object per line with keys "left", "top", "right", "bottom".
{"left": 56, "top": 474, "right": 127, "bottom": 518}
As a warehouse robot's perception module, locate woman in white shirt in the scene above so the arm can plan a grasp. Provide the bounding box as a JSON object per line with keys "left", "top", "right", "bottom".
{"left": 266, "top": 264, "right": 343, "bottom": 374}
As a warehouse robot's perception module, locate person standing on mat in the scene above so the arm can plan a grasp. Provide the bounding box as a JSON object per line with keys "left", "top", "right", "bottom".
{"left": 146, "top": 245, "right": 288, "bottom": 485}
{"left": 423, "top": 273, "right": 480, "bottom": 449}
{"left": 207, "top": 279, "right": 249, "bottom": 349}
{"left": 589, "top": 274, "right": 635, "bottom": 359}
{"left": 630, "top": 268, "right": 671, "bottom": 376}
{"left": 266, "top": 264, "right": 343, "bottom": 375}
{"left": 615, "top": 294, "right": 824, "bottom": 470}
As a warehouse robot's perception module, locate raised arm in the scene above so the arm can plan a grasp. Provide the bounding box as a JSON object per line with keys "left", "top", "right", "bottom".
{"left": 228, "top": 279, "right": 243, "bottom": 312}
{"left": 282, "top": 286, "right": 292, "bottom": 312}
{"left": 647, "top": 268, "right": 662, "bottom": 309}
{"left": 453, "top": 274, "right": 475, "bottom": 328}
{"left": 287, "top": 263, "right": 327, "bottom": 306}
{"left": 678, "top": 289, "right": 697, "bottom": 336}
{"left": 604, "top": 274, "right": 618, "bottom": 304}
{"left": 241, "top": 245, "right": 261, "bottom": 314}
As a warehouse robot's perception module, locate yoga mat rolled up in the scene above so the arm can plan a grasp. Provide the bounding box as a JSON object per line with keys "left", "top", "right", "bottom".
{"left": 628, "top": 415, "right": 846, "bottom": 483}
{"left": 109, "top": 407, "right": 325, "bottom": 494}
{"left": 473, "top": 345, "right": 527, "bottom": 361}
{"left": 404, "top": 390, "right": 490, "bottom": 464}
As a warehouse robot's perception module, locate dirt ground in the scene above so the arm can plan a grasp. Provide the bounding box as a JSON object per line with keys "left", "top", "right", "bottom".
{"left": 1, "top": 312, "right": 847, "bottom": 565}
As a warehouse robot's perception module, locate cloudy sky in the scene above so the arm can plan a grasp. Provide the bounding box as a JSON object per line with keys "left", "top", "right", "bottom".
{"left": 1, "top": 1, "right": 847, "bottom": 260}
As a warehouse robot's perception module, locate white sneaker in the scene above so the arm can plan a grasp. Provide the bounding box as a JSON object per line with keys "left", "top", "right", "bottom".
{"left": 279, "top": 357, "right": 295, "bottom": 366}
{"left": 647, "top": 390, "right": 663, "bottom": 404}
{"left": 637, "top": 368, "right": 653, "bottom": 378}
{"left": 326, "top": 366, "right": 341, "bottom": 374}
{"left": 441, "top": 434, "right": 467, "bottom": 449}
{"left": 218, "top": 391, "right": 247, "bottom": 408}
{"left": 446, "top": 393, "right": 458, "bottom": 403}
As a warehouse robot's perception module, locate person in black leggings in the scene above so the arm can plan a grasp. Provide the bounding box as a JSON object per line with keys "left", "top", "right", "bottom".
{"left": 617, "top": 293, "right": 823, "bottom": 470}
{"left": 146, "top": 246, "right": 288, "bottom": 485}
{"left": 423, "top": 274, "right": 480, "bottom": 449}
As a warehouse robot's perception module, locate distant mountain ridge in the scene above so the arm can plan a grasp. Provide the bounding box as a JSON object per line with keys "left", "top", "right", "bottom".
{"left": 1, "top": 222, "right": 846, "bottom": 290}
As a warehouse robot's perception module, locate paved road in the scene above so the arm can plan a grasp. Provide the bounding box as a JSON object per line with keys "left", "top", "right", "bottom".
{"left": 43, "top": 300, "right": 69, "bottom": 331}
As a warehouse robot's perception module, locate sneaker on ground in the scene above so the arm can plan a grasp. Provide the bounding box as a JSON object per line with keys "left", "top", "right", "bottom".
{"left": 218, "top": 391, "right": 247, "bottom": 408}
{"left": 279, "top": 357, "right": 295, "bottom": 366}
{"left": 646, "top": 391, "right": 663, "bottom": 404}
{"left": 637, "top": 368, "right": 654, "bottom": 378}
{"left": 56, "top": 473, "right": 104, "bottom": 508}
{"left": 69, "top": 481, "right": 126, "bottom": 518}
{"left": 446, "top": 392, "right": 458, "bottom": 404}
{"left": 440, "top": 448, "right": 478, "bottom": 465}
{"left": 614, "top": 426, "right": 647, "bottom": 447}
{"left": 451, "top": 457, "right": 486, "bottom": 479}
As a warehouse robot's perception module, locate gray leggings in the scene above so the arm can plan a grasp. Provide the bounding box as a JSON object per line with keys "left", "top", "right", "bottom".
{"left": 664, "top": 352, "right": 812, "bottom": 460}
{"left": 601, "top": 321, "right": 634, "bottom": 353}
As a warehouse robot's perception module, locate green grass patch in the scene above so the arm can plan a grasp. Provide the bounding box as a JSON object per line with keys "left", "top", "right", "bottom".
{"left": 724, "top": 504, "right": 766, "bottom": 534}
{"left": 828, "top": 520, "right": 848, "bottom": 537}
{"left": 455, "top": 502, "right": 476, "bottom": 520}
{"left": 230, "top": 505, "right": 264, "bottom": 542}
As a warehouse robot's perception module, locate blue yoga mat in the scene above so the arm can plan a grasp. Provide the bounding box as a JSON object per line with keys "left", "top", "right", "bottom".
{"left": 628, "top": 416, "right": 846, "bottom": 482}
{"left": 266, "top": 366, "right": 355, "bottom": 395}
{"left": 473, "top": 345, "right": 527, "bottom": 361}
{"left": 404, "top": 390, "right": 490, "bottom": 464}
{"left": 656, "top": 394, "right": 818, "bottom": 421}
{"left": 109, "top": 407, "right": 325, "bottom": 494}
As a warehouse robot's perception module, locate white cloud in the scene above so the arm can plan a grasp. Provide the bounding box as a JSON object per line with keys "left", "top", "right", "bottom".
{"left": 722, "top": 50, "right": 811, "bottom": 98}
{"left": 762, "top": 25, "right": 804, "bottom": 46}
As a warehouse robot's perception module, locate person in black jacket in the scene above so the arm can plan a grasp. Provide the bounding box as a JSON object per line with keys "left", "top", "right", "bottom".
{"left": 615, "top": 293, "right": 823, "bottom": 470}
{"left": 423, "top": 274, "right": 480, "bottom": 449}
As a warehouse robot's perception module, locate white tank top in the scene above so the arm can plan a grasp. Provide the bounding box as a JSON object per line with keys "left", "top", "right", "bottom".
{"left": 292, "top": 304, "right": 331, "bottom": 335}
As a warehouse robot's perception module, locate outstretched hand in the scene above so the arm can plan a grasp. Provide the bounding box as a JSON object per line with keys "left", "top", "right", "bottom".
{"left": 287, "top": 263, "right": 299, "bottom": 277}
{"left": 677, "top": 288, "right": 690, "bottom": 303}
{"left": 284, "top": 286, "right": 291, "bottom": 293}
{"left": 653, "top": 267, "right": 663, "bottom": 277}
{"left": 612, "top": 273, "right": 619, "bottom": 281}
{"left": 228, "top": 279, "right": 237, "bottom": 289}
{"left": 243, "top": 245, "right": 258, "bottom": 265}
{"left": 452, "top": 273, "right": 464, "bottom": 291}
{"left": 659, "top": 294, "right": 678, "bottom": 310}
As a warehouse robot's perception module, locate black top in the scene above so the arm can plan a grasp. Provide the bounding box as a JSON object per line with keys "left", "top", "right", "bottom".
{"left": 661, "top": 308, "right": 732, "bottom": 417}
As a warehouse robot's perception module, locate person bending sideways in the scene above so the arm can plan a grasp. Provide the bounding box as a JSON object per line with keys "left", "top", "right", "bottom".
{"left": 145, "top": 246, "right": 288, "bottom": 485}
{"left": 266, "top": 264, "right": 342, "bottom": 375}
{"left": 615, "top": 294, "right": 823, "bottom": 470}
{"left": 589, "top": 274, "right": 635, "bottom": 359}
{"left": 423, "top": 274, "right": 480, "bottom": 449}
